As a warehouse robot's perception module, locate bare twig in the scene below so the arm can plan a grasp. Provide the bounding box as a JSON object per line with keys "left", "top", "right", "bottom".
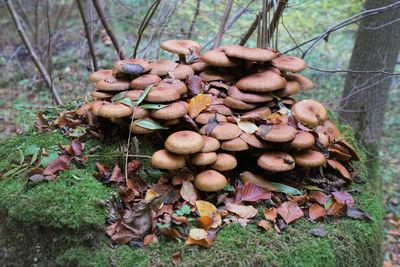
{"left": 214, "top": 0, "right": 234, "bottom": 48}
{"left": 239, "top": 11, "right": 260, "bottom": 45}
{"left": 5, "top": 0, "right": 63, "bottom": 105}
{"left": 266, "top": 0, "right": 288, "bottom": 47}
{"left": 92, "top": 0, "right": 125, "bottom": 59}
{"left": 308, "top": 66, "right": 400, "bottom": 75}
{"left": 187, "top": 0, "right": 201, "bottom": 39}
{"left": 77, "top": 0, "right": 98, "bottom": 71}
{"left": 133, "top": 0, "right": 161, "bottom": 58}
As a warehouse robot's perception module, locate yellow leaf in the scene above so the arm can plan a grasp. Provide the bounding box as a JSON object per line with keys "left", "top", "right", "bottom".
{"left": 236, "top": 118, "right": 258, "bottom": 134}
{"left": 189, "top": 94, "right": 213, "bottom": 118}
{"left": 195, "top": 200, "right": 221, "bottom": 228}
{"left": 145, "top": 189, "right": 158, "bottom": 201}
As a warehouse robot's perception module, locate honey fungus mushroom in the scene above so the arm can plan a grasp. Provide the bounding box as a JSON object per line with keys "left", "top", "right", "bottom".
{"left": 292, "top": 99, "right": 328, "bottom": 128}
{"left": 160, "top": 39, "right": 200, "bottom": 63}
{"left": 151, "top": 149, "right": 185, "bottom": 170}
{"left": 194, "top": 170, "right": 227, "bottom": 192}
{"left": 165, "top": 131, "right": 205, "bottom": 154}
{"left": 257, "top": 152, "right": 295, "bottom": 172}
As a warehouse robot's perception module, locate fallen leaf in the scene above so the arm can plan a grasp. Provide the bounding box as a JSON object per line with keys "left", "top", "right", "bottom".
{"left": 256, "top": 124, "right": 273, "bottom": 139}
{"left": 225, "top": 202, "right": 258, "bottom": 219}
{"left": 43, "top": 155, "right": 72, "bottom": 176}
{"left": 28, "top": 174, "right": 46, "bottom": 183}
{"left": 309, "top": 228, "right": 328, "bottom": 237}
{"left": 186, "top": 228, "right": 214, "bottom": 248}
{"left": 288, "top": 194, "right": 308, "bottom": 205}
{"left": 257, "top": 219, "right": 272, "bottom": 231}
{"left": 308, "top": 203, "right": 326, "bottom": 220}
{"left": 111, "top": 229, "right": 137, "bottom": 244}
{"left": 145, "top": 189, "right": 159, "bottom": 201}
{"left": 186, "top": 75, "right": 204, "bottom": 95}
{"left": 172, "top": 252, "right": 183, "bottom": 266}
{"left": 171, "top": 215, "right": 188, "bottom": 224}
{"left": 205, "top": 115, "right": 219, "bottom": 136}
{"left": 264, "top": 207, "right": 278, "bottom": 221}
{"left": 109, "top": 164, "right": 125, "bottom": 183}
{"left": 180, "top": 181, "right": 198, "bottom": 205}
{"left": 346, "top": 206, "right": 372, "bottom": 221}
{"left": 159, "top": 226, "right": 184, "bottom": 239}
{"left": 237, "top": 218, "right": 250, "bottom": 227}
{"left": 70, "top": 140, "right": 84, "bottom": 157}
{"left": 195, "top": 200, "right": 221, "bottom": 228}
{"left": 277, "top": 201, "right": 304, "bottom": 224}
{"left": 134, "top": 118, "right": 167, "bottom": 130}
{"left": 326, "top": 201, "right": 346, "bottom": 216}
{"left": 234, "top": 183, "right": 272, "bottom": 204}
{"left": 308, "top": 191, "right": 330, "bottom": 205}
{"left": 236, "top": 118, "right": 258, "bottom": 134}
{"left": 188, "top": 94, "right": 213, "bottom": 118}
{"left": 143, "top": 234, "right": 158, "bottom": 246}
{"left": 197, "top": 216, "right": 213, "bottom": 231}
{"left": 332, "top": 191, "right": 355, "bottom": 207}
{"left": 35, "top": 112, "right": 49, "bottom": 132}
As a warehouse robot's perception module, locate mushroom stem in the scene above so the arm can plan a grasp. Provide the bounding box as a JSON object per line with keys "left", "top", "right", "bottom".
{"left": 178, "top": 54, "right": 186, "bottom": 64}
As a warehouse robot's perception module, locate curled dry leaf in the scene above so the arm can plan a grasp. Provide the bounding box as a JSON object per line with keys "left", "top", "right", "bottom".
{"left": 180, "top": 181, "right": 198, "bottom": 205}
{"left": 346, "top": 206, "right": 372, "bottom": 221}
{"left": 43, "top": 155, "right": 72, "bottom": 176}
{"left": 277, "top": 201, "right": 304, "bottom": 224}
{"left": 256, "top": 124, "right": 273, "bottom": 139}
{"left": 332, "top": 191, "right": 355, "bottom": 207}
{"left": 195, "top": 200, "right": 222, "bottom": 228}
{"left": 143, "top": 234, "right": 158, "bottom": 246}
{"left": 257, "top": 219, "right": 272, "bottom": 231}
{"left": 236, "top": 118, "right": 258, "bottom": 134}
{"left": 187, "top": 75, "right": 203, "bottom": 96}
{"left": 109, "top": 164, "right": 125, "bottom": 183}
{"left": 234, "top": 183, "right": 272, "bottom": 204}
{"left": 225, "top": 202, "right": 258, "bottom": 219}
{"left": 189, "top": 94, "right": 213, "bottom": 118}
{"left": 186, "top": 228, "right": 215, "bottom": 248}
{"left": 197, "top": 216, "right": 213, "bottom": 231}
{"left": 326, "top": 201, "right": 346, "bottom": 216}
{"left": 264, "top": 207, "right": 278, "bottom": 221}
{"left": 308, "top": 191, "right": 330, "bottom": 205}
{"left": 159, "top": 227, "right": 184, "bottom": 239}
{"left": 308, "top": 203, "right": 326, "bottom": 220}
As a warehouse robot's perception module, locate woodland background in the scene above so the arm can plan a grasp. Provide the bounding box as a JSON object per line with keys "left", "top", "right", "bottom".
{"left": 0, "top": 0, "right": 398, "bottom": 264}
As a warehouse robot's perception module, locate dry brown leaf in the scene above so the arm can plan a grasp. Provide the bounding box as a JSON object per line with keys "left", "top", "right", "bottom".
{"left": 143, "top": 234, "right": 158, "bottom": 246}
{"left": 239, "top": 171, "right": 278, "bottom": 192}
{"left": 185, "top": 228, "right": 215, "bottom": 248}
{"left": 172, "top": 215, "right": 188, "bottom": 225}
{"left": 195, "top": 200, "right": 221, "bottom": 228}
{"left": 180, "top": 181, "right": 198, "bottom": 205}
{"left": 159, "top": 227, "right": 184, "bottom": 239}
{"left": 109, "top": 164, "right": 124, "bottom": 183}
{"left": 145, "top": 189, "right": 159, "bottom": 201}
{"left": 308, "top": 203, "right": 326, "bottom": 220}
{"left": 225, "top": 202, "right": 258, "bottom": 219}
{"left": 234, "top": 182, "right": 272, "bottom": 204}
{"left": 197, "top": 216, "right": 213, "bottom": 231}
{"left": 236, "top": 118, "right": 258, "bottom": 134}
{"left": 308, "top": 191, "right": 330, "bottom": 205}
{"left": 257, "top": 219, "right": 272, "bottom": 231}
{"left": 264, "top": 207, "right": 278, "bottom": 221}
{"left": 189, "top": 94, "right": 213, "bottom": 118}
{"left": 277, "top": 201, "right": 304, "bottom": 224}
{"left": 326, "top": 201, "right": 346, "bottom": 216}
{"left": 43, "top": 155, "right": 72, "bottom": 176}
{"left": 172, "top": 252, "right": 183, "bottom": 266}
{"left": 332, "top": 191, "right": 355, "bottom": 207}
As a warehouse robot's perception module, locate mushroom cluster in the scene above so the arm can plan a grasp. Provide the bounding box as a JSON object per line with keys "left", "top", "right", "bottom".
{"left": 85, "top": 40, "right": 359, "bottom": 192}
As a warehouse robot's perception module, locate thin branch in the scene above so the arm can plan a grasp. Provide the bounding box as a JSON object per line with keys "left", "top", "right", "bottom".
{"left": 5, "top": 0, "right": 63, "bottom": 105}
{"left": 214, "top": 0, "right": 234, "bottom": 48}
{"left": 265, "top": 0, "right": 288, "bottom": 46}
{"left": 133, "top": 0, "right": 161, "bottom": 58}
{"left": 308, "top": 66, "right": 400, "bottom": 75}
{"left": 187, "top": 0, "right": 200, "bottom": 39}
{"left": 77, "top": 0, "right": 98, "bottom": 71}
{"left": 239, "top": 11, "right": 260, "bottom": 45}
{"left": 92, "top": 0, "right": 125, "bottom": 59}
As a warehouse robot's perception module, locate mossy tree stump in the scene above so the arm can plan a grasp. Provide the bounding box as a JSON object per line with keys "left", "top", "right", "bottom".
{"left": 0, "top": 125, "right": 383, "bottom": 267}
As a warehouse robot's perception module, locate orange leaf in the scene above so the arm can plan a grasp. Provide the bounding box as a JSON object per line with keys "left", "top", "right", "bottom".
{"left": 326, "top": 201, "right": 346, "bottom": 216}
{"left": 195, "top": 200, "right": 221, "bottom": 228}
{"left": 308, "top": 203, "right": 326, "bottom": 220}
{"left": 225, "top": 202, "right": 258, "bottom": 219}
{"left": 197, "top": 216, "right": 213, "bottom": 231}
{"left": 185, "top": 228, "right": 215, "bottom": 248}
{"left": 257, "top": 219, "right": 272, "bottom": 231}
{"left": 277, "top": 201, "right": 304, "bottom": 224}
{"left": 264, "top": 207, "right": 278, "bottom": 221}
{"left": 143, "top": 234, "right": 158, "bottom": 246}
{"left": 309, "top": 191, "right": 330, "bottom": 205}
{"left": 188, "top": 94, "right": 213, "bottom": 118}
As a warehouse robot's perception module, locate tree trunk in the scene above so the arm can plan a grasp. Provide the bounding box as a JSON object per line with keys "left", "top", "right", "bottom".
{"left": 339, "top": 0, "right": 400, "bottom": 189}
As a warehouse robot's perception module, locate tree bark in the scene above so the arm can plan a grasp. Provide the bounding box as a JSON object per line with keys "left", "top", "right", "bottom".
{"left": 339, "top": 0, "right": 400, "bottom": 188}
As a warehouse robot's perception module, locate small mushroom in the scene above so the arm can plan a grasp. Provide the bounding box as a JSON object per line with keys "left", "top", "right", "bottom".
{"left": 130, "top": 74, "right": 161, "bottom": 90}
{"left": 190, "top": 152, "right": 218, "bottom": 165}
{"left": 221, "top": 137, "right": 250, "bottom": 151}
{"left": 149, "top": 60, "right": 178, "bottom": 76}
{"left": 199, "top": 122, "right": 242, "bottom": 140}
{"left": 257, "top": 152, "right": 295, "bottom": 172}
{"left": 199, "top": 69, "right": 235, "bottom": 82}
{"left": 271, "top": 56, "right": 306, "bottom": 73}
{"left": 210, "top": 153, "right": 237, "bottom": 171}
{"left": 290, "top": 131, "right": 315, "bottom": 149}
{"left": 91, "top": 90, "right": 114, "bottom": 99}
{"left": 227, "top": 86, "right": 273, "bottom": 103}
{"left": 194, "top": 170, "right": 227, "bottom": 192}
{"left": 256, "top": 124, "right": 297, "bottom": 142}
{"left": 223, "top": 96, "right": 257, "bottom": 110}
{"left": 113, "top": 58, "right": 150, "bottom": 77}
{"left": 201, "top": 136, "right": 221, "bottom": 152}
{"left": 150, "top": 101, "right": 188, "bottom": 120}
{"left": 222, "top": 45, "right": 278, "bottom": 62}
{"left": 195, "top": 112, "right": 227, "bottom": 125}
{"left": 95, "top": 77, "right": 130, "bottom": 91}
{"left": 293, "top": 150, "right": 326, "bottom": 168}
{"left": 201, "top": 49, "right": 242, "bottom": 67}
{"left": 236, "top": 70, "right": 287, "bottom": 93}
{"left": 88, "top": 69, "right": 113, "bottom": 82}
{"left": 160, "top": 39, "right": 200, "bottom": 63}
{"left": 151, "top": 149, "right": 185, "bottom": 170}
{"left": 292, "top": 99, "right": 327, "bottom": 128}
{"left": 286, "top": 74, "right": 314, "bottom": 90}
{"left": 165, "top": 130, "right": 205, "bottom": 154}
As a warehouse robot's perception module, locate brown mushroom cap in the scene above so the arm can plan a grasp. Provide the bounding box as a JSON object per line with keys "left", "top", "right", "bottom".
{"left": 205, "top": 104, "right": 233, "bottom": 116}
{"left": 241, "top": 107, "right": 272, "bottom": 120}
{"left": 97, "top": 102, "right": 133, "bottom": 119}
{"left": 199, "top": 69, "right": 235, "bottom": 82}
{"left": 256, "top": 124, "right": 297, "bottom": 142}
{"left": 335, "top": 140, "right": 360, "bottom": 161}
{"left": 89, "top": 69, "right": 113, "bottom": 82}
{"left": 160, "top": 39, "right": 200, "bottom": 55}
{"left": 290, "top": 131, "right": 315, "bottom": 149}
{"left": 223, "top": 96, "right": 257, "bottom": 110}
{"left": 190, "top": 152, "right": 218, "bottom": 165}
{"left": 223, "top": 45, "right": 278, "bottom": 62}
{"left": 201, "top": 136, "right": 221, "bottom": 152}
{"left": 91, "top": 90, "right": 114, "bottom": 99}
{"left": 210, "top": 153, "right": 237, "bottom": 171}
{"left": 236, "top": 70, "right": 287, "bottom": 92}
{"left": 188, "top": 60, "right": 208, "bottom": 72}
{"left": 317, "top": 133, "right": 329, "bottom": 147}
{"left": 286, "top": 74, "right": 314, "bottom": 90}
{"left": 151, "top": 149, "right": 185, "bottom": 170}
{"left": 165, "top": 130, "right": 205, "bottom": 154}
{"left": 271, "top": 56, "right": 306, "bottom": 73}
{"left": 316, "top": 120, "right": 341, "bottom": 142}
{"left": 201, "top": 49, "right": 241, "bottom": 67}
{"left": 239, "top": 132, "right": 268, "bottom": 149}
{"left": 145, "top": 84, "right": 181, "bottom": 103}
{"left": 293, "top": 150, "right": 326, "bottom": 167}
{"left": 150, "top": 101, "right": 188, "bottom": 120}
{"left": 221, "top": 137, "right": 250, "bottom": 151}
{"left": 130, "top": 74, "right": 161, "bottom": 90}
{"left": 162, "top": 118, "right": 181, "bottom": 127}
{"left": 281, "top": 98, "right": 296, "bottom": 106}
{"left": 113, "top": 59, "right": 150, "bottom": 76}
{"left": 209, "top": 81, "right": 230, "bottom": 90}
{"left": 169, "top": 64, "right": 194, "bottom": 80}
{"left": 327, "top": 159, "right": 351, "bottom": 181}
{"left": 195, "top": 112, "right": 227, "bottom": 125}
{"left": 228, "top": 86, "right": 272, "bottom": 103}
{"left": 95, "top": 78, "right": 130, "bottom": 91}
{"left": 90, "top": 100, "right": 107, "bottom": 116}
{"left": 200, "top": 122, "right": 242, "bottom": 140}
{"left": 328, "top": 147, "right": 352, "bottom": 162}
{"left": 125, "top": 90, "right": 144, "bottom": 101}
{"left": 292, "top": 99, "right": 328, "bottom": 128}
{"left": 158, "top": 78, "right": 188, "bottom": 94}
{"left": 257, "top": 152, "right": 295, "bottom": 172}
{"left": 149, "top": 60, "right": 178, "bottom": 76}
{"left": 194, "top": 170, "right": 227, "bottom": 192}
{"left": 275, "top": 80, "right": 301, "bottom": 97}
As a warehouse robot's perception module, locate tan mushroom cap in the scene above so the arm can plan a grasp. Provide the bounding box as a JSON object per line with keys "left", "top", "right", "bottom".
{"left": 316, "top": 120, "right": 341, "bottom": 142}
{"left": 223, "top": 45, "right": 278, "bottom": 62}
{"left": 125, "top": 90, "right": 144, "bottom": 101}
{"left": 151, "top": 149, "right": 185, "bottom": 170}
{"left": 130, "top": 74, "right": 161, "bottom": 90}
{"left": 293, "top": 150, "right": 326, "bottom": 167}
{"left": 113, "top": 58, "right": 150, "bottom": 76}
{"left": 286, "top": 73, "right": 314, "bottom": 90}
{"left": 165, "top": 130, "right": 205, "bottom": 154}
{"left": 96, "top": 102, "right": 133, "bottom": 119}
{"left": 77, "top": 100, "right": 102, "bottom": 116}
{"left": 194, "top": 170, "right": 227, "bottom": 192}
{"left": 199, "top": 69, "right": 235, "bottom": 82}
{"left": 188, "top": 60, "right": 208, "bottom": 72}
{"left": 292, "top": 99, "right": 328, "bottom": 128}
{"left": 160, "top": 39, "right": 200, "bottom": 55}
{"left": 162, "top": 118, "right": 181, "bottom": 127}
{"left": 317, "top": 133, "right": 329, "bottom": 147}
{"left": 335, "top": 140, "right": 360, "bottom": 161}
{"left": 130, "top": 119, "right": 156, "bottom": 134}
{"left": 158, "top": 78, "right": 188, "bottom": 94}
{"left": 271, "top": 56, "right": 306, "bottom": 73}
{"left": 221, "top": 137, "right": 249, "bottom": 151}
{"left": 241, "top": 107, "right": 272, "bottom": 120}
{"left": 195, "top": 112, "right": 227, "bottom": 125}
{"left": 209, "top": 81, "right": 230, "bottom": 90}
{"left": 151, "top": 101, "right": 188, "bottom": 120}
{"left": 91, "top": 90, "right": 114, "bottom": 99}
{"left": 236, "top": 70, "right": 287, "bottom": 92}
{"left": 169, "top": 64, "right": 194, "bottom": 80}
{"left": 210, "top": 153, "right": 237, "bottom": 171}
{"left": 239, "top": 132, "right": 267, "bottom": 149}
{"left": 201, "top": 49, "right": 241, "bottom": 67}
{"left": 95, "top": 78, "right": 130, "bottom": 91}
{"left": 190, "top": 152, "right": 218, "bottom": 165}
{"left": 281, "top": 98, "right": 296, "bottom": 105}
{"left": 200, "top": 122, "right": 242, "bottom": 140}
{"left": 223, "top": 96, "right": 257, "bottom": 110}
{"left": 130, "top": 107, "right": 150, "bottom": 119}
{"left": 327, "top": 159, "right": 351, "bottom": 181}
{"left": 205, "top": 104, "right": 233, "bottom": 116}
{"left": 145, "top": 84, "right": 181, "bottom": 103}
{"left": 89, "top": 69, "right": 113, "bottom": 82}
{"left": 149, "top": 60, "right": 178, "bottom": 76}
{"left": 201, "top": 136, "right": 221, "bottom": 152}
{"left": 328, "top": 147, "right": 352, "bottom": 162}
{"left": 228, "top": 86, "right": 272, "bottom": 103}
{"left": 290, "top": 131, "right": 315, "bottom": 149}
{"left": 275, "top": 80, "right": 301, "bottom": 97}
{"left": 256, "top": 124, "right": 297, "bottom": 142}
{"left": 257, "top": 152, "right": 295, "bottom": 172}
{"left": 90, "top": 100, "right": 107, "bottom": 116}
{"left": 208, "top": 88, "right": 222, "bottom": 97}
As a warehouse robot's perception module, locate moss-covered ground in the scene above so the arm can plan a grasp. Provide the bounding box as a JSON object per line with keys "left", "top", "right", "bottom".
{"left": 0, "top": 125, "right": 384, "bottom": 267}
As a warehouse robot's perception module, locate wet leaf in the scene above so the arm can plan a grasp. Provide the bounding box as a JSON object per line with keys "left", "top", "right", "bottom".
{"left": 197, "top": 216, "right": 213, "bottom": 231}
{"left": 188, "top": 94, "right": 213, "bottom": 118}
{"left": 257, "top": 219, "right": 272, "bottom": 231}
{"left": 116, "top": 98, "right": 135, "bottom": 107}
{"left": 43, "top": 155, "right": 72, "bottom": 176}
{"left": 140, "top": 103, "right": 168, "bottom": 110}
{"left": 346, "top": 206, "right": 372, "bottom": 221}
{"left": 308, "top": 203, "right": 326, "bottom": 220}
{"left": 136, "top": 85, "right": 154, "bottom": 106}
{"left": 256, "top": 124, "right": 272, "bottom": 139}
{"left": 236, "top": 119, "right": 258, "bottom": 134}
{"left": 135, "top": 119, "right": 167, "bottom": 130}
{"left": 180, "top": 181, "right": 198, "bottom": 205}
{"left": 309, "top": 228, "right": 328, "bottom": 237}
{"left": 195, "top": 200, "right": 221, "bottom": 228}
{"left": 264, "top": 207, "right": 278, "bottom": 221}
{"left": 234, "top": 183, "right": 272, "bottom": 204}
{"left": 332, "top": 191, "right": 355, "bottom": 207}
{"left": 277, "top": 201, "right": 304, "bottom": 224}
{"left": 225, "top": 202, "right": 258, "bottom": 219}
{"left": 205, "top": 115, "right": 219, "bottom": 136}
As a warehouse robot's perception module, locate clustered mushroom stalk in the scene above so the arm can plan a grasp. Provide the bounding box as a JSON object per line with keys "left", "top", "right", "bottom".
{"left": 84, "top": 40, "right": 359, "bottom": 193}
